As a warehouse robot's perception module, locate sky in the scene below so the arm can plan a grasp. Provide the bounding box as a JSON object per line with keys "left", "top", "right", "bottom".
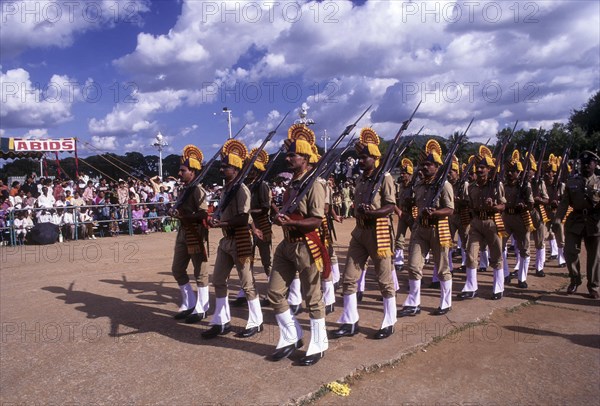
{"left": 1, "top": 0, "right": 599, "bottom": 160}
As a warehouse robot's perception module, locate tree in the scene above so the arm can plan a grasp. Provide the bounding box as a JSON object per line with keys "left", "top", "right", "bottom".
{"left": 569, "top": 90, "right": 600, "bottom": 136}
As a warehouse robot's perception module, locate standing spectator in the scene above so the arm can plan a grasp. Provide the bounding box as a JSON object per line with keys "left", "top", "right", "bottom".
{"left": 9, "top": 181, "right": 20, "bottom": 197}
{"left": 82, "top": 180, "right": 95, "bottom": 205}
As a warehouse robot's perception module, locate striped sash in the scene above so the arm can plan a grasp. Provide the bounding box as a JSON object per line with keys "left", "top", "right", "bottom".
{"left": 320, "top": 217, "right": 333, "bottom": 248}
{"left": 459, "top": 207, "right": 471, "bottom": 228}
{"left": 563, "top": 206, "right": 573, "bottom": 224}
{"left": 234, "top": 226, "right": 253, "bottom": 265}
{"left": 494, "top": 213, "right": 509, "bottom": 238}
{"left": 184, "top": 222, "right": 208, "bottom": 261}
{"left": 521, "top": 210, "right": 536, "bottom": 232}
{"left": 254, "top": 213, "right": 272, "bottom": 242}
{"left": 537, "top": 204, "right": 549, "bottom": 224}
{"left": 375, "top": 217, "right": 393, "bottom": 258}
{"left": 437, "top": 217, "right": 452, "bottom": 248}
{"left": 411, "top": 206, "right": 418, "bottom": 219}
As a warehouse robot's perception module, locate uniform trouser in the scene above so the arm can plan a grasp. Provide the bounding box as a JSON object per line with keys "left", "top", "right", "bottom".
{"left": 502, "top": 214, "right": 531, "bottom": 258}
{"left": 342, "top": 227, "right": 395, "bottom": 297}
{"left": 171, "top": 231, "right": 209, "bottom": 287}
{"left": 253, "top": 236, "right": 272, "bottom": 275}
{"left": 322, "top": 244, "right": 339, "bottom": 282}
{"left": 394, "top": 214, "right": 413, "bottom": 251}
{"left": 466, "top": 218, "right": 503, "bottom": 269}
{"left": 450, "top": 214, "right": 469, "bottom": 253}
{"left": 531, "top": 210, "right": 546, "bottom": 250}
{"left": 213, "top": 237, "right": 257, "bottom": 300}
{"left": 268, "top": 240, "right": 325, "bottom": 319}
{"left": 564, "top": 229, "right": 600, "bottom": 293}
{"left": 546, "top": 217, "right": 565, "bottom": 248}
{"left": 406, "top": 224, "right": 452, "bottom": 282}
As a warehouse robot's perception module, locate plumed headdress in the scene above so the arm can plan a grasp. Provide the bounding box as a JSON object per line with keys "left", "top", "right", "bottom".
{"left": 248, "top": 148, "right": 269, "bottom": 172}
{"left": 284, "top": 124, "right": 315, "bottom": 157}
{"left": 546, "top": 153, "right": 558, "bottom": 172}
{"left": 422, "top": 139, "right": 443, "bottom": 165}
{"left": 507, "top": 149, "right": 524, "bottom": 172}
{"left": 400, "top": 158, "right": 413, "bottom": 175}
{"left": 525, "top": 152, "right": 537, "bottom": 171}
{"left": 451, "top": 154, "right": 460, "bottom": 172}
{"left": 355, "top": 128, "right": 382, "bottom": 158}
{"left": 309, "top": 144, "right": 321, "bottom": 164}
{"left": 476, "top": 145, "right": 495, "bottom": 168}
{"left": 181, "top": 145, "right": 203, "bottom": 171}
{"left": 221, "top": 139, "right": 247, "bottom": 169}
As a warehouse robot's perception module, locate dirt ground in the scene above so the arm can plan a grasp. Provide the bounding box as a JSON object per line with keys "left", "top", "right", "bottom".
{"left": 1, "top": 218, "right": 598, "bottom": 405}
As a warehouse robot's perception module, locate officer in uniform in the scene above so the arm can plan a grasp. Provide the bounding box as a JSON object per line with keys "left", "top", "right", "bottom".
{"left": 398, "top": 140, "right": 454, "bottom": 316}
{"left": 448, "top": 155, "right": 469, "bottom": 274}
{"left": 267, "top": 124, "right": 329, "bottom": 366}
{"left": 332, "top": 128, "right": 397, "bottom": 339}
{"left": 502, "top": 150, "right": 535, "bottom": 288}
{"left": 526, "top": 153, "right": 550, "bottom": 277}
{"left": 393, "top": 158, "right": 415, "bottom": 272}
{"left": 170, "top": 145, "right": 211, "bottom": 323}
{"left": 459, "top": 146, "right": 506, "bottom": 300}
{"left": 544, "top": 154, "right": 566, "bottom": 267}
{"left": 203, "top": 140, "right": 263, "bottom": 339}
{"left": 556, "top": 151, "right": 600, "bottom": 298}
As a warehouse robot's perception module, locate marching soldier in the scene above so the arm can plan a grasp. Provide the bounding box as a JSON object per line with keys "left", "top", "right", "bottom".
{"left": 231, "top": 148, "right": 273, "bottom": 307}
{"left": 459, "top": 147, "right": 506, "bottom": 300}
{"left": 556, "top": 151, "right": 600, "bottom": 298}
{"left": 544, "top": 154, "right": 566, "bottom": 267}
{"left": 502, "top": 151, "right": 534, "bottom": 289}
{"left": 393, "top": 158, "right": 415, "bottom": 272}
{"left": 170, "top": 145, "right": 211, "bottom": 323}
{"left": 267, "top": 124, "right": 329, "bottom": 366}
{"left": 398, "top": 140, "right": 454, "bottom": 316}
{"left": 322, "top": 174, "right": 342, "bottom": 315}
{"left": 448, "top": 155, "right": 469, "bottom": 274}
{"left": 333, "top": 128, "right": 397, "bottom": 339}
{"left": 203, "top": 140, "right": 263, "bottom": 339}
{"left": 526, "top": 154, "right": 550, "bottom": 277}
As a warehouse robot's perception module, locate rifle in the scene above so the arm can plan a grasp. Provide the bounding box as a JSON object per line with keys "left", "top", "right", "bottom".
{"left": 492, "top": 120, "right": 519, "bottom": 184}
{"left": 554, "top": 134, "right": 573, "bottom": 188}
{"left": 318, "top": 133, "right": 357, "bottom": 181}
{"left": 279, "top": 105, "right": 372, "bottom": 216}
{"left": 534, "top": 139, "right": 547, "bottom": 185}
{"left": 386, "top": 126, "right": 424, "bottom": 178}
{"left": 458, "top": 137, "right": 491, "bottom": 198}
{"left": 519, "top": 130, "right": 541, "bottom": 190}
{"left": 250, "top": 146, "right": 285, "bottom": 193}
{"left": 172, "top": 124, "right": 246, "bottom": 211}
{"left": 364, "top": 101, "right": 422, "bottom": 205}
{"left": 214, "top": 112, "right": 290, "bottom": 217}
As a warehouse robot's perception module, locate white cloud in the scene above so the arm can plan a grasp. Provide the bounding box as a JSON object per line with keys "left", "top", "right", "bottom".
{"left": 0, "top": 0, "right": 150, "bottom": 58}
{"left": 0, "top": 68, "right": 78, "bottom": 128}
{"left": 23, "top": 129, "right": 49, "bottom": 138}
{"left": 91, "top": 135, "right": 118, "bottom": 151}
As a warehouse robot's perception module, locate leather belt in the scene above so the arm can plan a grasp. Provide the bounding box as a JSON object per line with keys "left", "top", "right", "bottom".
{"left": 573, "top": 208, "right": 599, "bottom": 216}
{"left": 506, "top": 207, "right": 523, "bottom": 215}
{"left": 283, "top": 229, "right": 304, "bottom": 243}
{"left": 472, "top": 210, "right": 495, "bottom": 220}
{"left": 356, "top": 218, "right": 376, "bottom": 229}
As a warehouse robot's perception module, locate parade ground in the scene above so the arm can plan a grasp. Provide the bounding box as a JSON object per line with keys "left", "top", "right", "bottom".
{"left": 1, "top": 218, "right": 599, "bottom": 405}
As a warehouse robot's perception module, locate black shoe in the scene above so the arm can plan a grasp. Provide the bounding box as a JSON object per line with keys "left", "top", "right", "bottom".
{"left": 559, "top": 263, "right": 567, "bottom": 268}
{"left": 432, "top": 307, "right": 451, "bottom": 316}
{"left": 376, "top": 296, "right": 384, "bottom": 302}
{"left": 325, "top": 304, "right": 335, "bottom": 315}
{"left": 491, "top": 292, "right": 503, "bottom": 300}
{"left": 299, "top": 352, "right": 324, "bottom": 366}
{"left": 229, "top": 297, "right": 248, "bottom": 307}
{"left": 428, "top": 281, "right": 440, "bottom": 289}
{"left": 535, "top": 270, "right": 546, "bottom": 277}
{"left": 174, "top": 308, "right": 195, "bottom": 320}
{"left": 331, "top": 322, "right": 359, "bottom": 338}
{"left": 333, "top": 282, "right": 340, "bottom": 291}
{"left": 290, "top": 304, "right": 302, "bottom": 315}
{"left": 270, "top": 339, "right": 303, "bottom": 361}
{"left": 236, "top": 324, "right": 263, "bottom": 338}
{"left": 201, "top": 323, "right": 231, "bottom": 339}
{"left": 458, "top": 291, "right": 477, "bottom": 300}
{"left": 509, "top": 271, "right": 518, "bottom": 278}
{"left": 504, "top": 275, "right": 512, "bottom": 284}
{"left": 455, "top": 265, "right": 466, "bottom": 273}
{"left": 478, "top": 267, "right": 487, "bottom": 272}
{"left": 549, "top": 255, "right": 558, "bottom": 260}
{"left": 517, "top": 281, "right": 528, "bottom": 289}
{"left": 567, "top": 282, "right": 580, "bottom": 294}
{"left": 587, "top": 291, "right": 600, "bottom": 299}
{"left": 260, "top": 297, "right": 271, "bottom": 307}
{"left": 398, "top": 305, "right": 421, "bottom": 317}
{"left": 184, "top": 312, "right": 205, "bottom": 324}
{"left": 357, "top": 291, "right": 364, "bottom": 303}
{"left": 395, "top": 264, "right": 403, "bottom": 273}
{"left": 374, "top": 326, "right": 394, "bottom": 339}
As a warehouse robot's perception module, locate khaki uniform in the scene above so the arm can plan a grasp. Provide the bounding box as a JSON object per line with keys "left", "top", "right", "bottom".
{"left": 250, "top": 181, "right": 272, "bottom": 275}
{"left": 557, "top": 174, "right": 600, "bottom": 294}
{"left": 530, "top": 179, "right": 549, "bottom": 250}
{"left": 502, "top": 182, "right": 534, "bottom": 259}
{"left": 545, "top": 180, "right": 565, "bottom": 249}
{"left": 213, "top": 183, "right": 257, "bottom": 300}
{"left": 171, "top": 185, "right": 209, "bottom": 286}
{"left": 394, "top": 180, "right": 414, "bottom": 252}
{"left": 449, "top": 180, "right": 470, "bottom": 257}
{"left": 268, "top": 174, "right": 326, "bottom": 319}
{"left": 465, "top": 180, "right": 506, "bottom": 270}
{"left": 406, "top": 180, "right": 454, "bottom": 281}
{"left": 342, "top": 173, "right": 396, "bottom": 297}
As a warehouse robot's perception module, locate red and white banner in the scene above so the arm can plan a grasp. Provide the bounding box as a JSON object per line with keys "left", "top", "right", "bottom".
{"left": 12, "top": 138, "right": 76, "bottom": 152}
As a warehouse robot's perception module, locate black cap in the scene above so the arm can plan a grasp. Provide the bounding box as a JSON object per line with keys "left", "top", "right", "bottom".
{"left": 580, "top": 150, "right": 600, "bottom": 163}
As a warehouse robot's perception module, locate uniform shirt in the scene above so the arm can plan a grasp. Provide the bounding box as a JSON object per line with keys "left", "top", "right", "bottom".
{"left": 288, "top": 173, "right": 325, "bottom": 219}
{"left": 179, "top": 185, "right": 208, "bottom": 216}
{"left": 467, "top": 180, "right": 506, "bottom": 217}
{"left": 531, "top": 179, "right": 549, "bottom": 201}
{"left": 218, "top": 183, "right": 250, "bottom": 223}
{"left": 250, "top": 181, "right": 271, "bottom": 211}
{"left": 503, "top": 181, "right": 534, "bottom": 209}
{"left": 545, "top": 180, "right": 565, "bottom": 206}
{"left": 396, "top": 180, "right": 413, "bottom": 211}
{"left": 353, "top": 172, "right": 396, "bottom": 213}
{"left": 413, "top": 178, "right": 454, "bottom": 212}
{"left": 557, "top": 173, "right": 600, "bottom": 236}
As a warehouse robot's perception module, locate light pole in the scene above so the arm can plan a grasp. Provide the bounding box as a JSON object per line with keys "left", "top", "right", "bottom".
{"left": 223, "top": 107, "right": 233, "bottom": 139}
{"left": 321, "top": 130, "right": 331, "bottom": 153}
{"left": 153, "top": 132, "right": 168, "bottom": 180}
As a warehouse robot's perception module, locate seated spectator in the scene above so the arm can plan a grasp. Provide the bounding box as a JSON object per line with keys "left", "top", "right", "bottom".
{"left": 14, "top": 212, "right": 28, "bottom": 245}
{"left": 131, "top": 205, "right": 148, "bottom": 234}
{"left": 147, "top": 207, "right": 160, "bottom": 232}
{"left": 61, "top": 207, "right": 76, "bottom": 240}
{"left": 79, "top": 208, "right": 96, "bottom": 240}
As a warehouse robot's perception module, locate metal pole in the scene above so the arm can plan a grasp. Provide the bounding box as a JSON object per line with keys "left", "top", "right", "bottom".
{"left": 158, "top": 147, "right": 163, "bottom": 180}
{"left": 226, "top": 110, "right": 232, "bottom": 139}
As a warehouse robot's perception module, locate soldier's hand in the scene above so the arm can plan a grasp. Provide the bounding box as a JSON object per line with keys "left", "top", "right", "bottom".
{"left": 485, "top": 198, "right": 494, "bottom": 208}
{"left": 253, "top": 228, "right": 264, "bottom": 240}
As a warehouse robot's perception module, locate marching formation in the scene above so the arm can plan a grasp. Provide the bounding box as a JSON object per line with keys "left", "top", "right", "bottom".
{"left": 168, "top": 106, "right": 600, "bottom": 366}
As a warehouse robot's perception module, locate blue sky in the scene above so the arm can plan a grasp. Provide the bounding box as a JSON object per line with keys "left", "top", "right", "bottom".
{"left": 1, "top": 0, "right": 599, "bottom": 160}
